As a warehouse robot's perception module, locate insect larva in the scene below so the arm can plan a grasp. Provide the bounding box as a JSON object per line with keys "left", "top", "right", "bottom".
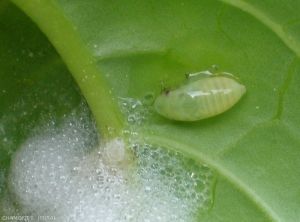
{"left": 154, "top": 72, "right": 246, "bottom": 121}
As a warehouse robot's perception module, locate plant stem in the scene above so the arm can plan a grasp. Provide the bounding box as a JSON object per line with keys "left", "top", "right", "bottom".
{"left": 12, "top": 0, "right": 124, "bottom": 139}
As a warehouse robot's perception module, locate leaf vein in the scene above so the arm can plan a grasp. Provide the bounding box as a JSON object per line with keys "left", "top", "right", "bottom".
{"left": 143, "top": 132, "right": 280, "bottom": 222}
{"left": 218, "top": 0, "right": 300, "bottom": 59}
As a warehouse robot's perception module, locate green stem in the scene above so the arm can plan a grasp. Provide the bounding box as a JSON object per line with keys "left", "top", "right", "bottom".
{"left": 12, "top": 0, "right": 124, "bottom": 138}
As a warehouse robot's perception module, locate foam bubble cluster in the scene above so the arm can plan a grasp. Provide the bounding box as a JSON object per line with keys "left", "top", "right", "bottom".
{"left": 131, "top": 144, "right": 214, "bottom": 213}
{"left": 118, "top": 97, "right": 153, "bottom": 125}
{"left": 2, "top": 112, "right": 214, "bottom": 221}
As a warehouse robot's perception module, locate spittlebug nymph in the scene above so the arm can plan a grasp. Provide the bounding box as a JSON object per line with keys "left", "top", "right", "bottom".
{"left": 154, "top": 71, "right": 246, "bottom": 121}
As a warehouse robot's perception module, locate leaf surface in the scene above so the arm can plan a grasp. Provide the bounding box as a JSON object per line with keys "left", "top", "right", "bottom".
{"left": 1, "top": 0, "right": 300, "bottom": 221}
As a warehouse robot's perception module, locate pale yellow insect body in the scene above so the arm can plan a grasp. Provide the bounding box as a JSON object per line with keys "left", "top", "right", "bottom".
{"left": 154, "top": 73, "right": 246, "bottom": 121}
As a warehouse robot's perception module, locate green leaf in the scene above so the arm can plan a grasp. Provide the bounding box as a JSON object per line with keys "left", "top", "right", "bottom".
{"left": 1, "top": 0, "right": 300, "bottom": 221}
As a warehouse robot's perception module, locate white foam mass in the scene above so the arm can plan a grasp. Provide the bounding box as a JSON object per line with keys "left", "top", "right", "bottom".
{"left": 4, "top": 113, "right": 214, "bottom": 222}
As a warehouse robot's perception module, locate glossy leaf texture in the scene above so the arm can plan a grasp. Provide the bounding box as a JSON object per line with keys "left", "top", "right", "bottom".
{"left": 2, "top": 0, "right": 300, "bottom": 221}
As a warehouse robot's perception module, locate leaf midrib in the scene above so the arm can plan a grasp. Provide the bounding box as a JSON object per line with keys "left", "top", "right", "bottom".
{"left": 11, "top": 0, "right": 124, "bottom": 138}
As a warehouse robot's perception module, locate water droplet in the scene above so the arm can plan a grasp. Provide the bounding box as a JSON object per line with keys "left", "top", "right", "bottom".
{"left": 118, "top": 97, "right": 152, "bottom": 125}
{"left": 142, "top": 93, "right": 155, "bottom": 105}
